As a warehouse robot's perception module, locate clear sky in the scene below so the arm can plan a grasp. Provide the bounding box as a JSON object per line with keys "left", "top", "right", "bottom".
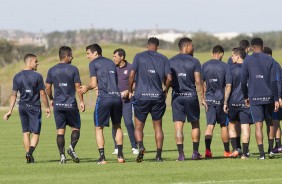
{"left": 0, "top": 0, "right": 281, "bottom": 33}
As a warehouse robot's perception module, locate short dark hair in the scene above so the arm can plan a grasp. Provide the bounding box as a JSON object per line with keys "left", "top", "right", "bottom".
{"left": 212, "top": 45, "right": 224, "bottom": 54}
{"left": 86, "top": 44, "right": 102, "bottom": 55}
{"left": 147, "top": 37, "right": 159, "bottom": 47}
{"left": 232, "top": 47, "right": 246, "bottom": 59}
{"left": 178, "top": 37, "right": 192, "bottom": 49}
{"left": 239, "top": 40, "right": 250, "bottom": 50}
{"left": 59, "top": 46, "right": 72, "bottom": 60}
{"left": 24, "top": 53, "right": 36, "bottom": 63}
{"left": 263, "top": 46, "right": 272, "bottom": 56}
{"left": 251, "top": 37, "right": 263, "bottom": 47}
{"left": 113, "top": 48, "right": 126, "bottom": 58}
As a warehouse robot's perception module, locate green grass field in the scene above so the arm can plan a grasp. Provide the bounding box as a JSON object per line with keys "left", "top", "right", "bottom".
{"left": 1, "top": 44, "right": 282, "bottom": 183}
{"left": 1, "top": 107, "right": 282, "bottom": 184}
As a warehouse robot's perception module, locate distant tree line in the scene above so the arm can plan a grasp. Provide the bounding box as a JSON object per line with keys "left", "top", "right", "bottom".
{"left": 1, "top": 29, "right": 282, "bottom": 66}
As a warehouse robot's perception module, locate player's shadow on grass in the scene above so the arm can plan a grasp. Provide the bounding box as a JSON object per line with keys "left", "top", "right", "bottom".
{"left": 144, "top": 149, "right": 177, "bottom": 153}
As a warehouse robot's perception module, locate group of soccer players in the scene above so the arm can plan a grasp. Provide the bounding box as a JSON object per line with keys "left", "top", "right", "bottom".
{"left": 3, "top": 36, "right": 282, "bottom": 164}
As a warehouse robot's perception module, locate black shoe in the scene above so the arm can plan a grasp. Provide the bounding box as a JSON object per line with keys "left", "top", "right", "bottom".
{"left": 257, "top": 155, "right": 265, "bottom": 160}
{"left": 97, "top": 157, "right": 106, "bottom": 164}
{"left": 155, "top": 156, "right": 163, "bottom": 162}
{"left": 136, "top": 148, "right": 145, "bottom": 163}
{"left": 26, "top": 153, "right": 34, "bottom": 163}
{"left": 67, "top": 148, "right": 80, "bottom": 163}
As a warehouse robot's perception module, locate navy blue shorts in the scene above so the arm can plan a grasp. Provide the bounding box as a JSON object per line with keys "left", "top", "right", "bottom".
{"left": 205, "top": 105, "right": 228, "bottom": 125}
{"left": 94, "top": 96, "right": 123, "bottom": 127}
{"left": 172, "top": 96, "right": 199, "bottom": 122}
{"left": 228, "top": 108, "right": 253, "bottom": 124}
{"left": 273, "top": 108, "right": 282, "bottom": 120}
{"left": 250, "top": 103, "right": 274, "bottom": 122}
{"left": 19, "top": 105, "right": 42, "bottom": 134}
{"left": 54, "top": 108, "right": 81, "bottom": 129}
{"left": 133, "top": 97, "right": 166, "bottom": 123}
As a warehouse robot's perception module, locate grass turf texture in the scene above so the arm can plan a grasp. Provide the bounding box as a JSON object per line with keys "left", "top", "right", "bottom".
{"left": 1, "top": 107, "right": 282, "bottom": 184}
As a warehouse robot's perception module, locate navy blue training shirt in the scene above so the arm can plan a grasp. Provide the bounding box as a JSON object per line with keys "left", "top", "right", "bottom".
{"left": 13, "top": 70, "right": 45, "bottom": 107}
{"left": 275, "top": 61, "right": 281, "bottom": 98}
{"left": 228, "top": 63, "right": 248, "bottom": 109}
{"left": 228, "top": 55, "right": 249, "bottom": 66}
{"left": 202, "top": 59, "right": 232, "bottom": 105}
{"left": 46, "top": 63, "right": 81, "bottom": 109}
{"left": 169, "top": 54, "right": 201, "bottom": 99}
{"left": 116, "top": 61, "right": 131, "bottom": 92}
{"left": 241, "top": 52, "right": 278, "bottom": 105}
{"left": 131, "top": 50, "right": 171, "bottom": 100}
{"left": 89, "top": 56, "right": 120, "bottom": 97}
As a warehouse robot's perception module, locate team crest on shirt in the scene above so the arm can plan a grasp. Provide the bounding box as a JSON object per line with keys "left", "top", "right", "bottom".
{"left": 124, "top": 70, "right": 128, "bottom": 74}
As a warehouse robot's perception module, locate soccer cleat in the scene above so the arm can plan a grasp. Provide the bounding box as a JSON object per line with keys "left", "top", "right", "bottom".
{"left": 177, "top": 153, "right": 185, "bottom": 161}
{"left": 26, "top": 153, "right": 34, "bottom": 163}
{"left": 278, "top": 147, "right": 282, "bottom": 153}
{"left": 257, "top": 156, "right": 265, "bottom": 160}
{"left": 231, "top": 150, "right": 239, "bottom": 158}
{"left": 272, "top": 147, "right": 279, "bottom": 153}
{"left": 236, "top": 148, "right": 243, "bottom": 156}
{"left": 191, "top": 151, "right": 202, "bottom": 160}
{"left": 112, "top": 148, "right": 118, "bottom": 155}
{"left": 155, "top": 156, "right": 163, "bottom": 162}
{"left": 67, "top": 147, "right": 80, "bottom": 163}
{"left": 224, "top": 151, "right": 233, "bottom": 158}
{"left": 97, "top": 157, "right": 107, "bottom": 165}
{"left": 132, "top": 148, "right": 139, "bottom": 155}
{"left": 205, "top": 149, "right": 213, "bottom": 158}
{"left": 136, "top": 148, "right": 145, "bottom": 163}
{"left": 240, "top": 155, "right": 249, "bottom": 160}
{"left": 117, "top": 156, "right": 125, "bottom": 163}
{"left": 60, "top": 154, "right": 66, "bottom": 164}
{"left": 268, "top": 151, "right": 275, "bottom": 159}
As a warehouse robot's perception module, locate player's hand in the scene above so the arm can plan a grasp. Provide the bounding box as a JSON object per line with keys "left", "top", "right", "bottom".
{"left": 279, "top": 98, "right": 282, "bottom": 108}
{"left": 121, "top": 90, "right": 129, "bottom": 99}
{"left": 49, "top": 100, "right": 54, "bottom": 107}
{"left": 245, "top": 99, "right": 250, "bottom": 107}
{"left": 80, "top": 102, "right": 85, "bottom": 112}
{"left": 3, "top": 111, "right": 12, "bottom": 120}
{"left": 223, "top": 104, "right": 229, "bottom": 114}
{"left": 128, "top": 92, "right": 133, "bottom": 100}
{"left": 79, "top": 85, "right": 88, "bottom": 94}
{"left": 274, "top": 101, "right": 279, "bottom": 112}
{"left": 202, "top": 100, "right": 208, "bottom": 112}
{"left": 46, "top": 108, "right": 51, "bottom": 118}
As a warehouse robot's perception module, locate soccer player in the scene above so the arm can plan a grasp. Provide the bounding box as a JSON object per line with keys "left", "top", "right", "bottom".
{"left": 79, "top": 44, "right": 124, "bottom": 164}
{"left": 227, "top": 40, "right": 251, "bottom": 65}
{"left": 3, "top": 54, "right": 51, "bottom": 163}
{"left": 241, "top": 38, "right": 279, "bottom": 159}
{"left": 45, "top": 46, "right": 85, "bottom": 164}
{"left": 223, "top": 47, "right": 253, "bottom": 159}
{"left": 111, "top": 48, "right": 138, "bottom": 155}
{"left": 263, "top": 46, "right": 282, "bottom": 153}
{"left": 129, "top": 37, "right": 172, "bottom": 162}
{"left": 202, "top": 45, "right": 233, "bottom": 158}
{"left": 169, "top": 37, "right": 203, "bottom": 161}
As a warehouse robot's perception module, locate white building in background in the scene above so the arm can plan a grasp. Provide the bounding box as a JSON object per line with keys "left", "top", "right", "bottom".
{"left": 212, "top": 32, "right": 253, "bottom": 40}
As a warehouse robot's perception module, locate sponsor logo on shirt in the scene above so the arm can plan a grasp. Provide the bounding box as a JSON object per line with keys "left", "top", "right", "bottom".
{"left": 25, "top": 90, "right": 31, "bottom": 93}
{"left": 256, "top": 75, "right": 264, "bottom": 79}
{"left": 108, "top": 92, "right": 121, "bottom": 96}
{"left": 205, "top": 99, "right": 221, "bottom": 105}
{"left": 209, "top": 79, "right": 218, "bottom": 82}
{"left": 178, "top": 73, "right": 186, "bottom": 77}
{"left": 174, "top": 92, "right": 192, "bottom": 97}
{"left": 142, "top": 93, "right": 160, "bottom": 97}
{"left": 148, "top": 70, "right": 156, "bottom": 73}
{"left": 252, "top": 97, "right": 271, "bottom": 101}
{"left": 109, "top": 71, "right": 115, "bottom": 74}
{"left": 231, "top": 103, "right": 247, "bottom": 107}
{"left": 55, "top": 103, "right": 73, "bottom": 107}
{"left": 124, "top": 70, "right": 128, "bottom": 75}
{"left": 59, "top": 83, "right": 68, "bottom": 87}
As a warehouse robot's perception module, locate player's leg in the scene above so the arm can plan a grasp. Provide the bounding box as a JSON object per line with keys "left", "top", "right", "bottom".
{"left": 54, "top": 109, "right": 67, "bottom": 163}
{"left": 265, "top": 103, "right": 275, "bottom": 158}
{"left": 204, "top": 105, "right": 215, "bottom": 158}
{"left": 240, "top": 109, "right": 252, "bottom": 159}
{"left": 191, "top": 120, "right": 201, "bottom": 160}
{"left": 174, "top": 121, "right": 185, "bottom": 161}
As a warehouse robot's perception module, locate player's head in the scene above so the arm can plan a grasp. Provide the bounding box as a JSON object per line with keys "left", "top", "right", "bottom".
{"left": 24, "top": 53, "right": 38, "bottom": 71}
{"left": 113, "top": 48, "right": 126, "bottom": 66}
{"left": 178, "top": 37, "right": 194, "bottom": 55}
{"left": 59, "top": 46, "right": 73, "bottom": 63}
{"left": 231, "top": 47, "right": 246, "bottom": 63}
{"left": 86, "top": 44, "right": 102, "bottom": 61}
{"left": 251, "top": 37, "right": 263, "bottom": 52}
{"left": 239, "top": 40, "right": 250, "bottom": 53}
{"left": 147, "top": 37, "right": 159, "bottom": 51}
{"left": 212, "top": 45, "right": 224, "bottom": 60}
{"left": 263, "top": 46, "right": 272, "bottom": 56}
